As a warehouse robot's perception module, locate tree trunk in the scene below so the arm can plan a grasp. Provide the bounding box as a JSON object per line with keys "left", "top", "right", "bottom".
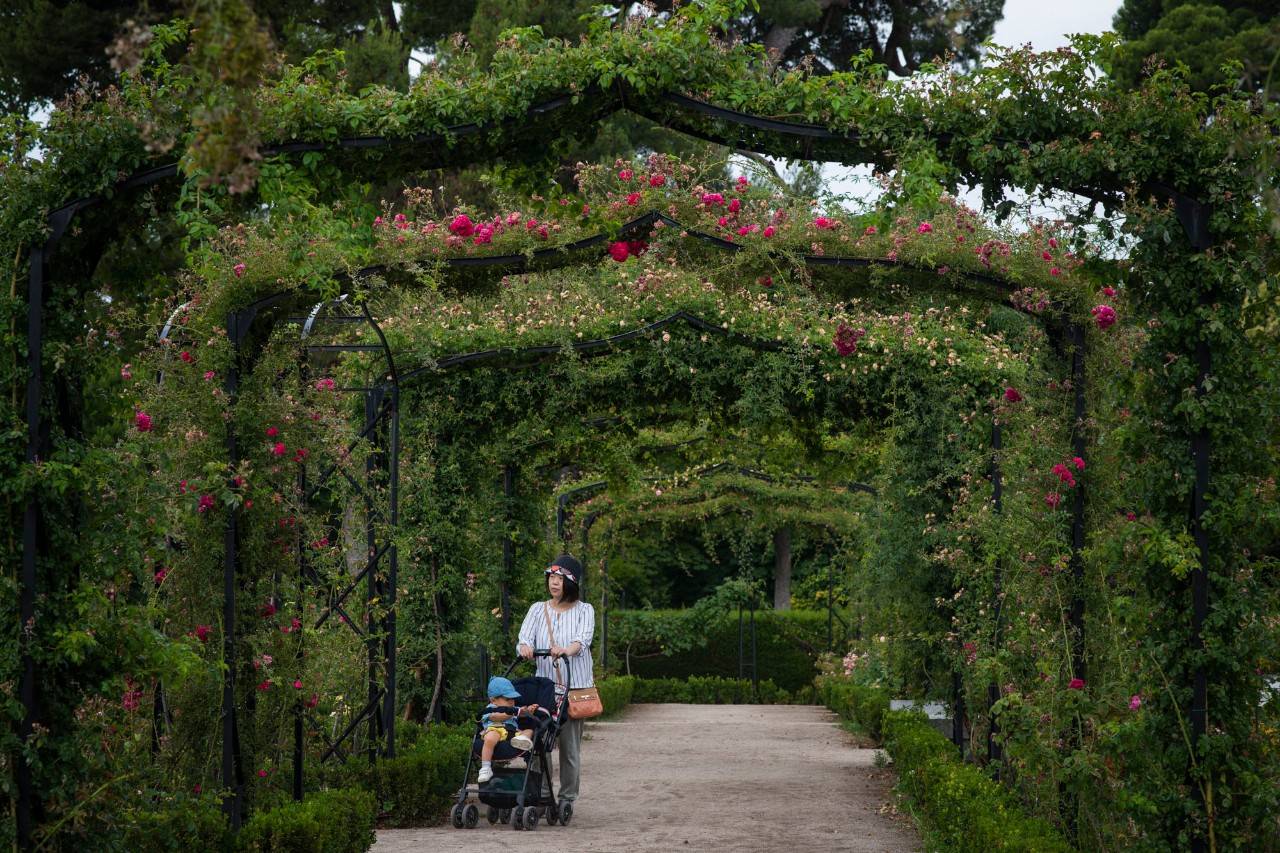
{"left": 774, "top": 527, "right": 792, "bottom": 610}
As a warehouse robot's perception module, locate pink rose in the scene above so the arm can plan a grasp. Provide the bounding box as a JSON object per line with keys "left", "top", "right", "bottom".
{"left": 916, "top": 222, "right": 933, "bottom": 234}
{"left": 195, "top": 624, "right": 211, "bottom": 643}
{"left": 203, "top": 370, "right": 216, "bottom": 381}
{"left": 197, "top": 494, "right": 215, "bottom": 514}
{"left": 700, "top": 193, "right": 724, "bottom": 206}
{"left": 1045, "top": 492, "right": 1062, "bottom": 509}
{"left": 649, "top": 174, "right": 665, "bottom": 187}
{"left": 180, "top": 350, "right": 193, "bottom": 363}
{"left": 448, "top": 214, "right": 475, "bottom": 237}
{"left": 1129, "top": 694, "right": 1142, "bottom": 710}
{"left": 763, "top": 226, "right": 775, "bottom": 237}
{"left": 728, "top": 198, "right": 740, "bottom": 213}
{"left": 271, "top": 442, "right": 286, "bottom": 457}
{"left": 293, "top": 679, "right": 303, "bottom": 689}
{"left": 618, "top": 169, "right": 633, "bottom": 181}
{"left": 154, "top": 568, "right": 168, "bottom": 584}
{"left": 832, "top": 323, "right": 865, "bottom": 356}
{"left": 1068, "top": 678, "right": 1085, "bottom": 690}
{"left": 233, "top": 263, "right": 246, "bottom": 278}
{"left": 1004, "top": 387, "right": 1023, "bottom": 403}
{"left": 266, "top": 426, "right": 278, "bottom": 437}
{"left": 626, "top": 192, "right": 641, "bottom": 206}
{"left": 1091, "top": 304, "right": 1117, "bottom": 329}
{"left": 120, "top": 364, "right": 133, "bottom": 380}
{"left": 1103, "top": 286, "right": 1117, "bottom": 297}
{"left": 1072, "top": 456, "right": 1086, "bottom": 471}
{"left": 135, "top": 411, "right": 152, "bottom": 432}
{"left": 814, "top": 216, "right": 835, "bottom": 230}
{"left": 608, "top": 241, "right": 630, "bottom": 262}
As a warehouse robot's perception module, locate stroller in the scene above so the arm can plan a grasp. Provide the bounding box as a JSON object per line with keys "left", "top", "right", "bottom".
{"left": 450, "top": 650, "right": 574, "bottom": 832}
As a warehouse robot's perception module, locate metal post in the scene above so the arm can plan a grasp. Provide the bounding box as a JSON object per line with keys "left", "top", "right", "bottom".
{"left": 18, "top": 245, "right": 44, "bottom": 850}
{"left": 952, "top": 669, "right": 966, "bottom": 753}
{"left": 384, "top": 387, "right": 399, "bottom": 759}
{"left": 1068, "top": 327, "right": 1087, "bottom": 686}
{"left": 988, "top": 419, "right": 1004, "bottom": 771}
{"left": 294, "top": 414, "right": 307, "bottom": 801}
{"left": 737, "top": 602, "right": 744, "bottom": 680}
{"left": 501, "top": 465, "right": 514, "bottom": 639}
{"left": 1064, "top": 323, "right": 1088, "bottom": 840}
{"left": 750, "top": 595, "right": 758, "bottom": 700}
{"left": 1189, "top": 323, "right": 1211, "bottom": 853}
{"left": 602, "top": 558, "right": 609, "bottom": 670}
{"left": 365, "top": 389, "right": 380, "bottom": 763}
{"left": 222, "top": 311, "right": 243, "bottom": 828}
{"left": 826, "top": 560, "right": 834, "bottom": 651}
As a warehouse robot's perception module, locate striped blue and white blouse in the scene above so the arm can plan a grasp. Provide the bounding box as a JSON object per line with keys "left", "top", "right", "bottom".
{"left": 516, "top": 600, "right": 595, "bottom": 691}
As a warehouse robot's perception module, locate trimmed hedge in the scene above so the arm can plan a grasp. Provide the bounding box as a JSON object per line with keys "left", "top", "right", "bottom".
{"left": 882, "top": 712, "right": 1072, "bottom": 852}
{"left": 815, "top": 676, "right": 891, "bottom": 740}
{"left": 316, "top": 724, "right": 472, "bottom": 828}
{"left": 817, "top": 676, "right": 1070, "bottom": 852}
{"left": 121, "top": 795, "right": 231, "bottom": 852}
{"left": 237, "top": 788, "right": 376, "bottom": 853}
{"left": 617, "top": 609, "right": 829, "bottom": 691}
{"left": 630, "top": 675, "right": 808, "bottom": 704}
{"left": 596, "top": 675, "right": 636, "bottom": 719}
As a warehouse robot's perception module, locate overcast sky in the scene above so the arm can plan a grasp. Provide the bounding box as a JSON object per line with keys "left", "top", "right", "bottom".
{"left": 991, "top": 0, "right": 1120, "bottom": 50}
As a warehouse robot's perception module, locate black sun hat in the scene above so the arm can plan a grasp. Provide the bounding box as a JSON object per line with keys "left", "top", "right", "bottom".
{"left": 544, "top": 553, "right": 583, "bottom": 584}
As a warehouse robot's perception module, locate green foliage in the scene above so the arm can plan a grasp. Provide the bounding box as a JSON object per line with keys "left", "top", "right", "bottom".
{"left": 236, "top": 788, "right": 376, "bottom": 853}
{"left": 4, "top": 6, "right": 1280, "bottom": 851}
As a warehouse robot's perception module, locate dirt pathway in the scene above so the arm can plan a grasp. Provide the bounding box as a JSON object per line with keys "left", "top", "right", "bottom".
{"left": 372, "top": 703, "right": 920, "bottom": 853}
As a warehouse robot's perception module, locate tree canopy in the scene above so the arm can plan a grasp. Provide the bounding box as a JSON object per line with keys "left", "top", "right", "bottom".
{"left": 1, "top": 0, "right": 1006, "bottom": 114}
{"left": 1107, "top": 0, "right": 1280, "bottom": 93}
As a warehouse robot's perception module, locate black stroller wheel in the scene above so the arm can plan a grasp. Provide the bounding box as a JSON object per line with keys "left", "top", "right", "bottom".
{"left": 511, "top": 808, "right": 524, "bottom": 831}
{"left": 545, "top": 803, "right": 559, "bottom": 825}
{"left": 522, "top": 806, "right": 540, "bottom": 830}
{"left": 487, "top": 806, "right": 500, "bottom": 824}
{"left": 450, "top": 804, "right": 465, "bottom": 829}
{"left": 464, "top": 804, "right": 479, "bottom": 828}
{"left": 500, "top": 808, "right": 512, "bottom": 824}
{"left": 559, "top": 802, "right": 573, "bottom": 825}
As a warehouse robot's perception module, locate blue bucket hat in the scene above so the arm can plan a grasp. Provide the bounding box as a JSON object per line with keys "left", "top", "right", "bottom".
{"left": 487, "top": 676, "right": 521, "bottom": 699}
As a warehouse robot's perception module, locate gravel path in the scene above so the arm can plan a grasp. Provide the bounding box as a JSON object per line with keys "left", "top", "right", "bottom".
{"left": 373, "top": 703, "right": 920, "bottom": 853}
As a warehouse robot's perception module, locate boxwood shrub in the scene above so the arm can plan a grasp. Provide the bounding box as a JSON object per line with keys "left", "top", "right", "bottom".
{"left": 630, "top": 675, "right": 804, "bottom": 704}
{"left": 815, "top": 675, "right": 891, "bottom": 739}
{"left": 881, "top": 711, "right": 1072, "bottom": 852}
{"left": 236, "top": 788, "right": 376, "bottom": 853}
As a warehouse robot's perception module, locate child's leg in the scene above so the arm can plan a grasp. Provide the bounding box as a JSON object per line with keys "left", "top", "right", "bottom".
{"left": 480, "top": 729, "right": 501, "bottom": 762}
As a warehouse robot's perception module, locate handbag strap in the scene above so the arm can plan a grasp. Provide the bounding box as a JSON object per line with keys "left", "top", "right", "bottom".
{"left": 543, "top": 603, "right": 565, "bottom": 691}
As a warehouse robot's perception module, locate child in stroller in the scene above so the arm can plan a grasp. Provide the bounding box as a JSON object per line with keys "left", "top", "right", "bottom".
{"left": 450, "top": 650, "right": 575, "bottom": 832}
{"left": 477, "top": 676, "right": 538, "bottom": 783}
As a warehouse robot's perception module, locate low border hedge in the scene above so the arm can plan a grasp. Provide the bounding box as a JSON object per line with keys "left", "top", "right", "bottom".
{"left": 237, "top": 788, "right": 376, "bottom": 853}
{"left": 817, "top": 676, "right": 1070, "bottom": 852}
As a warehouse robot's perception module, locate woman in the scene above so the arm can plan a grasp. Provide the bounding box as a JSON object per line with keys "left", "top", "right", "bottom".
{"left": 516, "top": 553, "right": 595, "bottom": 808}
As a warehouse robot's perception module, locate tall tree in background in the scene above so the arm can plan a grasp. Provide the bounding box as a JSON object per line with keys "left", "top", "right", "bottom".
{"left": 1107, "top": 0, "right": 1280, "bottom": 94}
{"left": 2, "top": 0, "right": 1005, "bottom": 114}
{"left": 411, "top": 0, "right": 1004, "bottom": 73}
{"left": 0, "top": 0, "right": 407, "bottom": 114}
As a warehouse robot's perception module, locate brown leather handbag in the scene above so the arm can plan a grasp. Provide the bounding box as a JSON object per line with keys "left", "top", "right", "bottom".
{"left": 544, "top": 604, "right": 604, "bottom": 720}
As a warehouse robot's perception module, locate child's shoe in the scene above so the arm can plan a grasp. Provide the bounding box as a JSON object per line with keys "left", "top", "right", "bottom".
{"left": 477, "top": 766, "right": 493, "bottom": 784}
{"left": 510, "top": 732, "right": 533, "bottom": 751}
